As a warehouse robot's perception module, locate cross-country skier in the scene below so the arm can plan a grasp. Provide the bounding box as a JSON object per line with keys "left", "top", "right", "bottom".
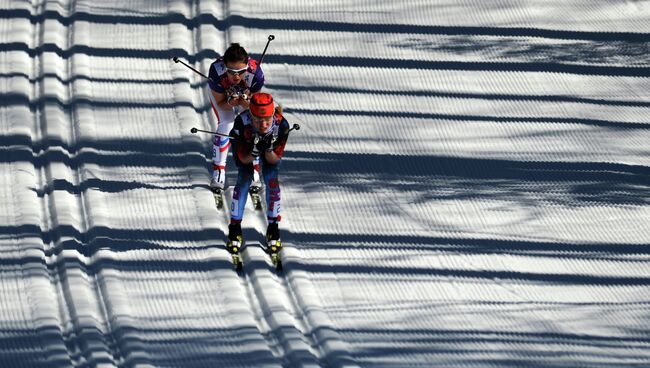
{"left": 226, "top": 92, "right": 290, "bottom": 260}
{"left": 207, "top": 43, "right": 265, "bottom": 193}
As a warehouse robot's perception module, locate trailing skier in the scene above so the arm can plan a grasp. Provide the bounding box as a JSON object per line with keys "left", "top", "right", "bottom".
{"left": 207, "top": 43, "right": 265, "bottom": 196}
{"left": 227, "top": 92, "right": 291, "bottom": 270}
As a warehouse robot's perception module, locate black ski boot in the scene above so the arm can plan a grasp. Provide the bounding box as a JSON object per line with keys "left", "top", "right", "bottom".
{"left": 227, "top": 223, "right": 243, "bottom": 271}
{"left": 266, "top": 223, "right": 282, "bottom": 270}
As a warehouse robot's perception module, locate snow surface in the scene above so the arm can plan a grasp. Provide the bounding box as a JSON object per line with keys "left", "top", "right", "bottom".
{"left": 1, "top": 0, "right": 650, "bottom": 367}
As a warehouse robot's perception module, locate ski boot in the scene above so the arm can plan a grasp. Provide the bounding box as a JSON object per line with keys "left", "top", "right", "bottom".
{"left": 266, "top": 223, "right": 282, "bottom": 271}
{"left": 210, "top": 169, "right": 225, "bottom": 209}
{"left": 249, "top": 164, "right": 262, "bottom": 210}
{"left": 226, "top": 223, "right": 243, "bottom": 271}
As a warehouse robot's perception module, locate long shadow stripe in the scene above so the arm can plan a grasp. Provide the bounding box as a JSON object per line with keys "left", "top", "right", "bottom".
{"left": 286, "top": 108, "right": 650, "bottom": 129}
{"left": 0, "top": 42, "right": 217, "bottom": 61}
{"left": 0, "top": 72, "right": 197, "bottom": 87}
{"left": 266, "top": 55, "right": 650, "bottom": 77}
{"left": 2, "top": 43, "right": 649, "bottom": 77}
{"left": 2, "top": 93, "right": 647, "bottom": 130}
{"left": 289, "top": 262, "right": 650, "bottom": 286}
{"left": 0, "top": 224, "right": 220, "bottom": 255}
{"left": 2, "top": 75, "right": 647, "bottom": 108}
{"left": 284, "top": 231, "right": 650, "bottom": 255}
{"left": 338, "top": 328, "right": 650, "bottom": 345}
{"left": 266, "top": 84, "right": 650, "bottom": 108}
{"left": 1, "top": 74, "right": 647, "bottom": 109}
{"left": 0, "top": 9, "right": 228, "bottom": 28}
{"left": 1, "top": 9, "right": 648, "bottom": 42}
{"left": 0, "top": 92, "right": 210, "bottom": 112}
{"left": 285, "top": 151, "right": 650, "bottom": 181}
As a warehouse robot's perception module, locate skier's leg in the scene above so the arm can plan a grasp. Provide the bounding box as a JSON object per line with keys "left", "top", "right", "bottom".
{"left": 208, "top": 92, "right": 238, "bottom": 190}
{"left": 230, "top": 164, "right": 254, "bottom": 224}
{"left": 262, "top": 161, "right": 281, "bottom": 223}
{"left": 227, "top": 162, "right": 253, "bottom": 255}
{"left": 251, "top": 156, "right": 262, "bottom": 190}
{"left": 262, "top": 161, "right": 282, "bottom": 258}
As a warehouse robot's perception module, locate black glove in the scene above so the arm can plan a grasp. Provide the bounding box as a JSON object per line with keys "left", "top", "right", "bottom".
{"left": 258, "top": 133, "right": 278, "bottom": 152}
{"left": 226, "top": 86, "right": 248, "bottom": 106}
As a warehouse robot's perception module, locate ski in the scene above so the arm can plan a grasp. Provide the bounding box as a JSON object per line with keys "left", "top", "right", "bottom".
{"left": 231, "top": 253, "right": 243, "bottom": 272}
{"left": 212, "top": 188, "right": 224, "bottom": 209}
{"left": 270, "top": 252, "right": 282, "bottom": 271}
{"left": 249, "top": 185, "right": 262, "bottom": 210}
{"left": 227, "top": 236, "right": 244, "bottom": 272}
{"left": 266, "top": 239, "right": 283, "bottom": 271}
{"left": 226, "top": 240, "right": 281, "bottom": 272}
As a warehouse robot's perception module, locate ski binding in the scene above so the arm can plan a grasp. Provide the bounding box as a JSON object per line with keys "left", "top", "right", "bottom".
{"left": 267, "top": 240, "right": 282, "bottom": 271}
{"left": 227, "top": 238, "right": 244, "bottom": 272}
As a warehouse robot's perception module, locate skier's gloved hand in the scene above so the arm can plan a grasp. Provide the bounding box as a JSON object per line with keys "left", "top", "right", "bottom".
{"left": 226, "top": 95, "right": 239, "bottom": 107}
{"left": 255, "top": 132, "right": 277, "bottom": 152}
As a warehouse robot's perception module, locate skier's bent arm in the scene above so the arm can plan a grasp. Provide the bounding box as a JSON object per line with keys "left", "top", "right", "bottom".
{"left": 264, "top": 150, "right": 280, "bottom": 165}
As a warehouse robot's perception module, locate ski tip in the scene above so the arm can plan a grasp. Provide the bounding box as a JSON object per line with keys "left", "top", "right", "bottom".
{"left": 270, "top": 252, "right": 282, "bottom": 271}
{"left": 213, "top": 191, "right": 224, "bottom": 209}
{"left": 232, "top": 254, "right": 243, "bottom": 272}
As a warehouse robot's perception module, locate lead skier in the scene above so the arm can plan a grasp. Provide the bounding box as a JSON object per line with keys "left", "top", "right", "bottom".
{"left": 226, "top": 92, "right": 290, "bottom": 258}
{"left": 207, "top": 43, "right": 265, "bottom": 192}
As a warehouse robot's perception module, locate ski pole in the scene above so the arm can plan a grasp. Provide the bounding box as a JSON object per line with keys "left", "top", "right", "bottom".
{"left": 190, "top": 127, "right": 230, "bottom": 137}
{"left": 173, "top": 34, "right": 275, "bottom": 80}
{"left": 172, "top": 57, "right": 215, "bottom": 83}
{"left": 257, "top": 35, "right": 275, "bottom": 66}
{"left": 190, "top": 123, "right": 300, "bottom": 137}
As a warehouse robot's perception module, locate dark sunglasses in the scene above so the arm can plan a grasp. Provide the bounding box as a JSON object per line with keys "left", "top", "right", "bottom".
{"left": 226, "top": 67, "right": 247, "bottom": 76}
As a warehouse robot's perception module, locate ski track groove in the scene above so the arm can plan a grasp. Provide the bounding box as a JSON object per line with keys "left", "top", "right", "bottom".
{"left": 37, "top": 0, "right": 121, "bottom": 365}
{"left": 20, "top": 1, "right": 109, "bottom": 366}
{"left": 246, "top": 190, "right": 358, "bottom": 367}
{"left": 169, "top": 2, "right": 282, "bottom": 364}
{"left": 32, "top": 1, "right": 85, "bottom": 365}
{"left": 186, "top": 0, "right": 283, "bottom": 364}
{"left": 222, "top": 188, "right": 287, "bottom": 364}
{"left": 24, "top": 3, "right": 77, "bottom": 366}
{"left": 243, "top": 203, "right": 322, "bottom": 368}
{"left": 203, "top": 2, "right": 316, "bottom": 364}
{"left": 219, "top": 185, "right": 332, "bottom": 367}
{"left": 3, "top": 0, "right": 650, "bottom": 367}
{"left": 70, "top": 2, "right": 144, "bottom": 366}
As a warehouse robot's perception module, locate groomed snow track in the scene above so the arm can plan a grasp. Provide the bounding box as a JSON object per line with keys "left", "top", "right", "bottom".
{"left": 1, "top": 0, "right": 649, "bottom": 367}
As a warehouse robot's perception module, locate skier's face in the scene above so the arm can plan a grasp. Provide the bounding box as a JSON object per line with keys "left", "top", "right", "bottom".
{"left": 251, "top": 115, "right": 273, "bottom": 134}
{"left": 225, "top": 61, "right": 247, "bottom": 84}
